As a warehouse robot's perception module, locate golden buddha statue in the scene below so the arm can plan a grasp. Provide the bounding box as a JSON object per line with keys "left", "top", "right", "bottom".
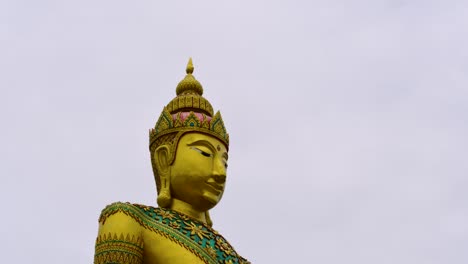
{"left": 94, "top": 58, "right": 249, "bottom": 264}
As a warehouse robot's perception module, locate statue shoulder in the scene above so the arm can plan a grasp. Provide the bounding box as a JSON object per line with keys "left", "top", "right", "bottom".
{"left": 98, "top": 202, "right": 146, "bottom": 223}
{"left": 95, "top": 202, "right": 148, "bottom": 264}
{"left": 96, "top": 202, "right": 143, "bottom": 235}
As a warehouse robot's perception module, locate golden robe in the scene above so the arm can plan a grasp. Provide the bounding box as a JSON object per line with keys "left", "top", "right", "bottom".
{"left": 94, "top": 202, "right": 249, "bottom": 264}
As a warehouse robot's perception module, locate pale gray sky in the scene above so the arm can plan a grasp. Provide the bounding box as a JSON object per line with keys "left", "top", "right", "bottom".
{"left": 1, "top": 1, "right": 468, "bottom": 263}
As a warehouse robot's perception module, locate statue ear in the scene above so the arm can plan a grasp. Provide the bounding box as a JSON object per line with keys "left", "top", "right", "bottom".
{"left": 155, "top": 145, "right": 172, "bottom": 207}
{"left": 154, "top": 145, "right": 171, "bottom": 175}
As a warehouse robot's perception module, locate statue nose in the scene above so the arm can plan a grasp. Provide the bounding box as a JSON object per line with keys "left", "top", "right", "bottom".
{"left": 214, "top": 174, "right": 226, "bottom": 184}
{"left": 213, "top": 158, "right": 226, "bottom": 183}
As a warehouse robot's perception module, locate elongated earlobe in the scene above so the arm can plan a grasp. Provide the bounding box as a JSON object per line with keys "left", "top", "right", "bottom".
{"left": 205, "top": 211, "right": 213, "bottom": 227}
{"left": 157, "top": 179, "right": 171, "bottom": 207}
{"left": 154, "top": 145, "right": 172, "bottom": 208}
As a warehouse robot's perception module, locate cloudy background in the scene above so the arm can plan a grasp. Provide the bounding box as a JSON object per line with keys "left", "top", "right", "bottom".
{"left": 2, "top": 0, "right": 468, "bottom": 263}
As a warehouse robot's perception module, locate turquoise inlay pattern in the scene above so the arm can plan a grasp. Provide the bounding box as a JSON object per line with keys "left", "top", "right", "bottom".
{"left": 99, "top": 202, "right": 250, "bottom": 264}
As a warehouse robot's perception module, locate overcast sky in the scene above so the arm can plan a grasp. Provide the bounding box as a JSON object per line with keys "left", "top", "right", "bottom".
{"left": 2, "top": 1, "right": 468, "bottom": 263}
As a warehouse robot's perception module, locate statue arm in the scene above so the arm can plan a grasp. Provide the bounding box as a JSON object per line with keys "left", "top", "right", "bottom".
{"left": 94, "top": 210, "right": 144, "bottom": 264}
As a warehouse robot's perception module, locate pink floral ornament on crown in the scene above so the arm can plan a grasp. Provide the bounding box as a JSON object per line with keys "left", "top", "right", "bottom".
{"left": 172, "top": 112, "right": 212, "bottom": 123}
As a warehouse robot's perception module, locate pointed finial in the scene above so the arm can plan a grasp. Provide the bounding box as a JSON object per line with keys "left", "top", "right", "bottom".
{"left": 186, "top": 57, "right": 194, "bottom": 74}
{"left": 176, "top": 57, "right": 203, "bottom": 96}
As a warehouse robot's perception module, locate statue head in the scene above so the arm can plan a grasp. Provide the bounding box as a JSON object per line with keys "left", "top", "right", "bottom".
{"left": 149, "top": 58, "right": 229, "bottom": 219}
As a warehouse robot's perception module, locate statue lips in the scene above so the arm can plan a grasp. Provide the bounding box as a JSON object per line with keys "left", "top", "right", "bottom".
{"left": 206, "top": 181, "right": 224, "bottom": 195}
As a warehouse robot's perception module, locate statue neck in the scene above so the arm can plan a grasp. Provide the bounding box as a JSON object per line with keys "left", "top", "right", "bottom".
{"left": 170, "top": 199, "right": 207, "bottom": 224}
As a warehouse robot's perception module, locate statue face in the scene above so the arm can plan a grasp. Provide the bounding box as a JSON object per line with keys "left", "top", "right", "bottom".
{"left": 170, "top": 133, "right": 228, "bottom": 211}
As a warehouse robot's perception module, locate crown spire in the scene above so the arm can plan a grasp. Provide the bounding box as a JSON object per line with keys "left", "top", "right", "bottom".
{"left": 176, "top": 57, "right": 203, "bottom": 96}
{"left": 186, "top": 57, "right": 194, "bottom": 74}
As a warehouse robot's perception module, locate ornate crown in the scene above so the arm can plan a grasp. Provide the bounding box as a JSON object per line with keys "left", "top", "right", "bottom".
{"left": 149, "top": 58, "right": 229, "bottom": 151}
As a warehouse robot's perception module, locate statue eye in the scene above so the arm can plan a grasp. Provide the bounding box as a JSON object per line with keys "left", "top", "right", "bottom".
{"left": 190, "top": 147, "right": 212, "bottom": 157}
{"left": 201, "top": 151, "right": 211, "bottom": 157}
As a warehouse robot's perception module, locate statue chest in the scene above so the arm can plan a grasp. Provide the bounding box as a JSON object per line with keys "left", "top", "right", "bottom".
{"left": 132, "top": 204, "right": 249, "bottom": 264}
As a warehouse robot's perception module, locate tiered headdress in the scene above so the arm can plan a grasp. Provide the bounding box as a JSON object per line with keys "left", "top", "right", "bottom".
{"left": 149, "top": 58, "right": 229, "bottom": 166}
